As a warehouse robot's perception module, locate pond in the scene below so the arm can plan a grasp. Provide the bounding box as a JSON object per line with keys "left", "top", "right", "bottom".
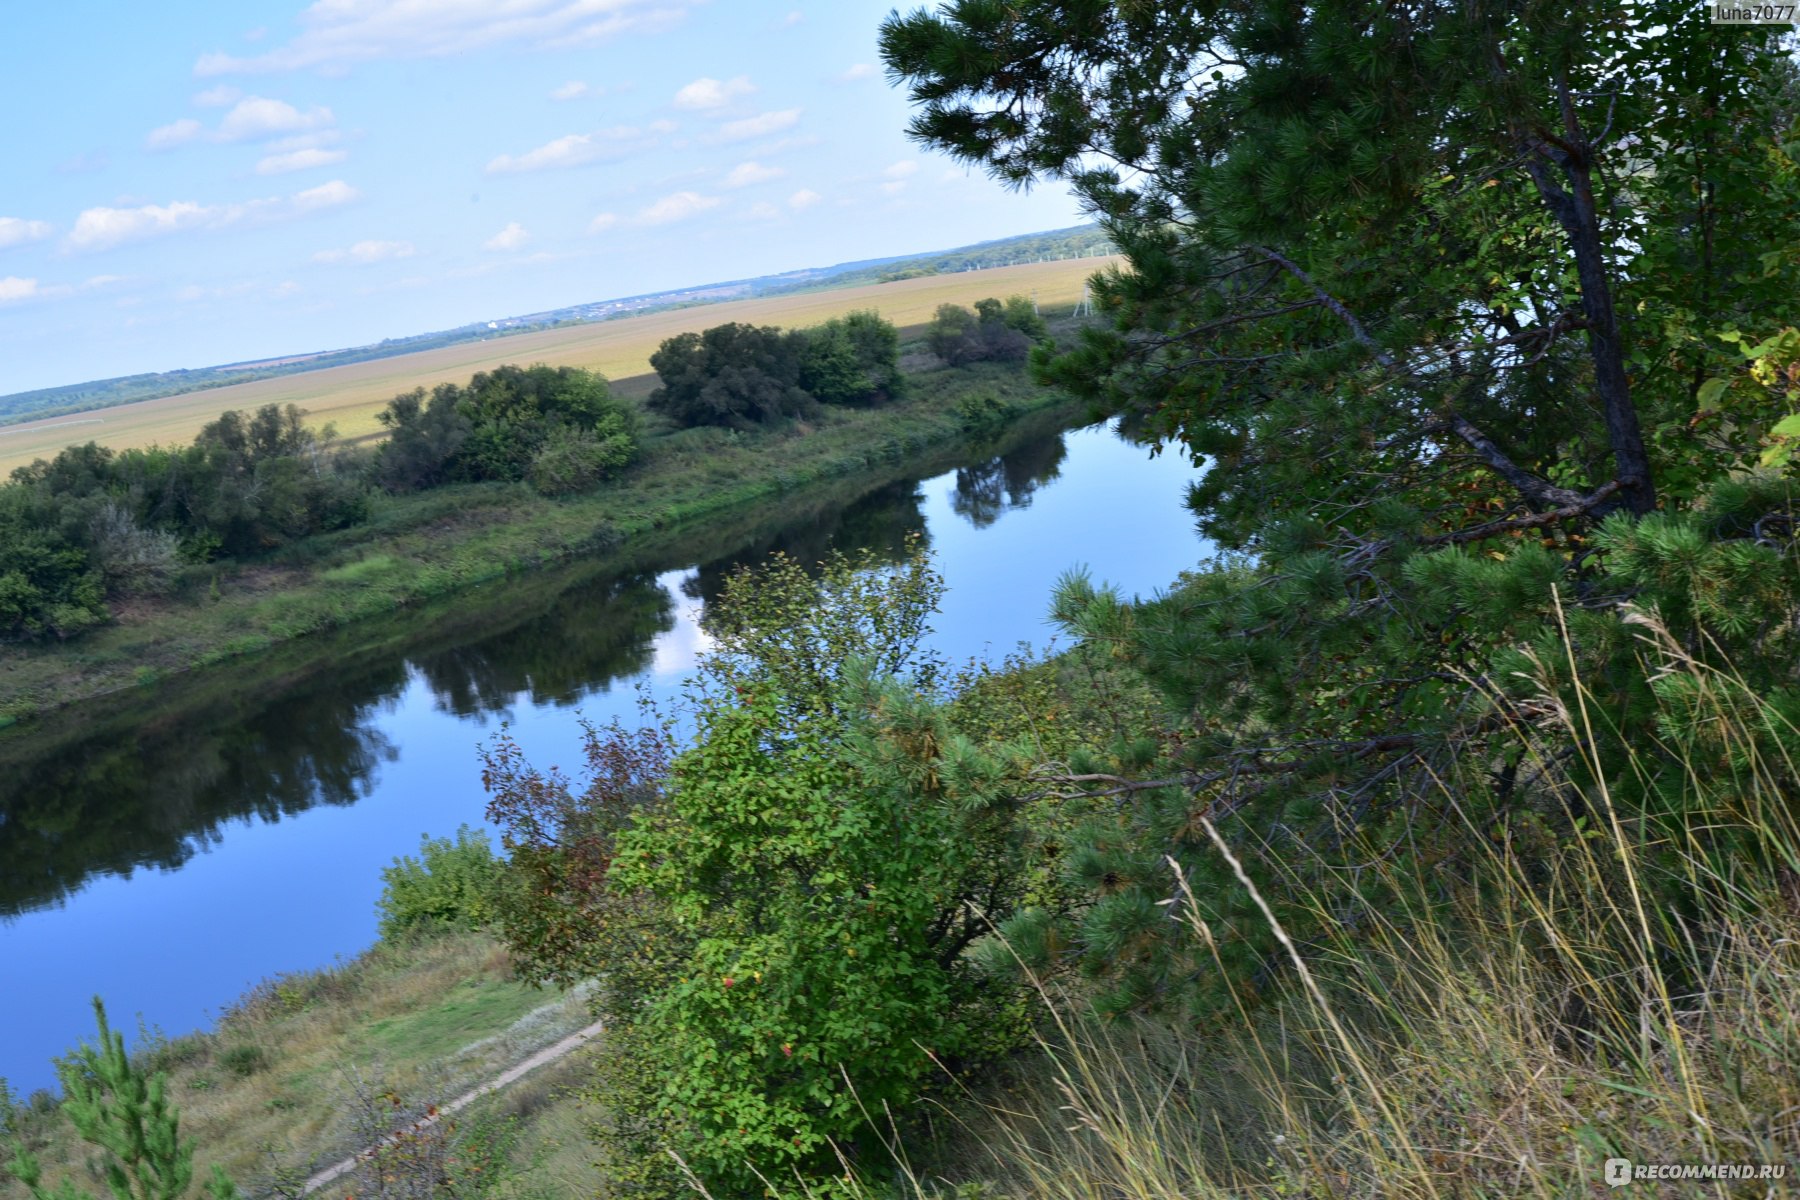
{"left": 0, "top": 418, "right": 1202, "bottom": 1096}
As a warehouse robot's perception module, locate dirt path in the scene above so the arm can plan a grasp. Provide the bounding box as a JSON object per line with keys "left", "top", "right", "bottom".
{"left": 300, "top": 1019, "right": 605, "bottom": 1196}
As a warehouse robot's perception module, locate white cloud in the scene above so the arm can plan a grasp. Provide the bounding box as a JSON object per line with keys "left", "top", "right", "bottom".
{"left": 648, "top": 118, "right": 678, "bottom": 135}
{"left": 0, "top": 217, "right": 53, "bottom": 249}
{"left": 551, "top": 80, "right": 590, "bottom": 100}
{"left": 293, "top": 179, "right": 360, "bottom": 209}
{"left": 485, "top": 126, "right": 651, "bottom": 173}
{"left": 147, "top": 96, "right": 333, "bottom": 151}
{"left": 724, "top": 161, "right": 784, "bottom": 188}
{"left": 192, "top": 84, "right": 242, "bottom": 107}
{"left": 636, "top": 190, "right": 720, "bottom": 225}
{"left": 219, "top": 96, "right": 334, "bottom": 141}
{"left": 588, "top": 212, "right": 619, "bottom": 233}
{"left": 484, "top": 222, "right": 530, "bottom": 251}
{"left": 717, "top": 108, "right": 801, "bottom": 142}
{"left": 268, "top": 130, "right": 341, "bottom": 152}
{"left": 67, "top": 201, "right": 215, "bottom": 251}
{"left": 65, "top": 181, "right": 358, "bottom": 253}
{"left": 883, "top": 160, "right": 919, "bottom": 180}
{"left": 313, "top": 239, "right": 415, "bottom": 265}
{"left": 256, "top": 147, "right": 348, "bottom": 174}
{"left": 837, "top": 63, "right": 875, "bottom": 82}
{"left": 194, "top": 0, "right": 694, "bottom": 75}
{"left": 0, "top": 276, "right": 38, "bottom": 303}
{"left": 880, "top": 180, "right": 908, "bottom": 196}
{"left": 746, "top": 201, "right": 780, "bottom": 220}
{"left": 147, "top": 119, "right": 203, "bottom": 150}
{"left": 780, "top": 10, "right": 802, "bottom": 26}
{"left": 673, "top": 75, "right": 754, "bottom": 111}
{"left": 787, "top": 188, "right": 821, "bottom": 211}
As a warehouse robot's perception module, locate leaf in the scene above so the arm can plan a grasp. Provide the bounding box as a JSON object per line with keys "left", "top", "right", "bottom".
{"left": 1695, "top": 378, "right": 1729, "bottom": 411}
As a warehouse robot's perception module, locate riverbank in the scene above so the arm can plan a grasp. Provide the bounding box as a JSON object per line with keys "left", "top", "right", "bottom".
{"left": 0, "top": 359, "right": 1078, "bottom": 726}
{"left": 0, "top": 927, "right": 603, "bottom": 1200}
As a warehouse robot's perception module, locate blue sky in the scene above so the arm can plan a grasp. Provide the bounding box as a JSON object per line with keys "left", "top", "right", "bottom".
{"left": 0, "top": 1, "right": 1084, "bottom": 396}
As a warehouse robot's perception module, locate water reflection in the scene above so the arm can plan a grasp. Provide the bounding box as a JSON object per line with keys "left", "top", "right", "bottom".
{"left": 949, "top": 432, "right": 1067, "bottom": 528}
{"left": 416, "top": 572, "right": 677, "bottom": 718}
{"left": 0, "top": 428, "right": 1069, "bottom": 921}
{"left": 680, "top": 476, "right": 928, "bottom": 608}
{"left": 0, "top": 668, "right": 405, "bottom": 918}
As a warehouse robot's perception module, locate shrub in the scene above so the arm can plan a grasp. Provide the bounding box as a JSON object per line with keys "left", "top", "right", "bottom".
{"left": 217, "top": 1044, "right": 267, "bottom": 1079}
{"left": 376, "top": 825, "right": 504, "bottom": 939}
{"left": 647, "top": 322, "right": 817, "bottom": 429}
{"left": 526, "top": 423, "right": 637, "bottom": 496}
{"left": 795, "top": 310, "right": 904, "bottom": 406}
{"left": 928, "top": 297, "right": 1044, "bottom": 366}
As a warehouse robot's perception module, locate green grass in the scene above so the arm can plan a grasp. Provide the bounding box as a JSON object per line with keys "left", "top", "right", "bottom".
{"left": 320, "top": 553, "right": 400, "bottom": 585}
{"left": 363, "top": 976, "right": 547, "bottom": 1065}
{"left": 1, "top": 929, "right": 594, "bottom": 1200}
{"left": 0, "top": 355, "right": 1082, "bottom": 725}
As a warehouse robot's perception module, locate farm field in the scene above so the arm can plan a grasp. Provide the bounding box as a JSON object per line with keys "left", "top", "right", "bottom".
{"left": 0, "top": 257, "right": 1109, "bottom": 474}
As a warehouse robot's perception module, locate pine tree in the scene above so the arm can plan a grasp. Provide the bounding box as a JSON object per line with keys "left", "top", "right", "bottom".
{"left": 882, "top": 1, "right": 1800, "bottom": 1015}
{"left": 6, "top": 999, "right": 238, "bottom": 1200}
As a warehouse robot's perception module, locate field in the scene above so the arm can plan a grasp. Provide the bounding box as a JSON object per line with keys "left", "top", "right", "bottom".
{"left": 0, "top": 258, "right": 1109, "bottom": 475}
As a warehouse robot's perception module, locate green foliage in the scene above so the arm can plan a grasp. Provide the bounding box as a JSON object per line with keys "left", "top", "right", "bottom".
{"left": 927, "top": 297, "right": 1043, "bottom": 365}
{"left": 883, "top": 0, "right": 1800, "bottom": 1028}
{"left": 5, "top": 999, "right": 238, "bottom": 1200}
{"left": 376, "top": 825, "right": 504, "bottom": 939}
{"left": 373, "top": 384, "right": 469, "bottom": 492}
{"left": 647, "top": 322, "right": 817, "bottom": 429}
{"left": 485, "top": 545, "right": 1066, "bottom": 1195}
{"left": 454, "top": 364, "right": 637, "bottom": 486}
{"left": 376, "top": 364, "right": 639, "bottom": 491}
{"left": 649, "top": 313, "right": 905, "bottom": 429}
{"left": 0, "top": 362, "right": 641, "bottom": 644}
{"left": 795, "top": 310, "right": 905, "bottom": 406}
{"left": 0, "top": 485, "right": 108, "bottom": 640}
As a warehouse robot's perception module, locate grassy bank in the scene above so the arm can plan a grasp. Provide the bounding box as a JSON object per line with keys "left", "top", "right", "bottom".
{"left": 0, "top": 358, "right": 1077, "bottom": 725}
{"left": 1, "top": 928, "right": 600, "bottom": 1200}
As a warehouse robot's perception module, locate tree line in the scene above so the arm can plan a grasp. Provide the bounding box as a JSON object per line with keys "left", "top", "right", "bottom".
{"left": 0, "top": 304, "right": 1043, "bottom": 643}
{"left": 0, "top": 363, "right": 639, "bottom": 641}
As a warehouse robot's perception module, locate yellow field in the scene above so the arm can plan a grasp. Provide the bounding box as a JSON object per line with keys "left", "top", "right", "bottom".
{"left": 0, "top": 258, "right": 1111, "bottom": 474}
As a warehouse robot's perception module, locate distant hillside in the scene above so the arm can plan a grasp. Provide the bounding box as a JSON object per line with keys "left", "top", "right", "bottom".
{"left": 0, "top": 225, "right": 1112, "bottom": 431}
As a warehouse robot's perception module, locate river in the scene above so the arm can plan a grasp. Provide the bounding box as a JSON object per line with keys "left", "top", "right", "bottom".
{"left": 0, "top": 418, "right": 1201, "bottom": 1096}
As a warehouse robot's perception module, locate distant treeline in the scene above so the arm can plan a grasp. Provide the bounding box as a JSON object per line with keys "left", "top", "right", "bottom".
{"left": 0, "top": 304, "right": 1048, "bottom": 643}
{"left": 0, "top": 326, "right": 533, "bottom": 430}
{"left": 0, "top": 224, "right": 1109, "bottom": 430}
{"left": 768, "top": 224, "right": 1115, "bottom": 293}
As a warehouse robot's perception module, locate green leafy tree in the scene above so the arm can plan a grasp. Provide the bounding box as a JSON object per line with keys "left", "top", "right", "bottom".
{"left": 6, "top": 999, "right": 237, "bottom": 1200}
{"left": 484, "top": 545, "right": 1054, "bottom": 1195}
{"left": 373, "top": 384, "right": 469, "bottom": 492}
{"left": 647, "top": 323, "right": 817, "bottom": 428}
{"left": 796, "top": 310, "right": 904, "bottom": 406}
{"left": 452, "top": 364, "right": 638, "bottom": 486}
{"left": 927, "top": 298, "right": 1041, "bottom": 365}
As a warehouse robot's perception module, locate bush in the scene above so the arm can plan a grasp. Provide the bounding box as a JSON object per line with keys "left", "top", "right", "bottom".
{"left": 526, "top": 423, "right": 637, "bottom": 496}
{"left": 647, "top": 322, "right": 817, "bottom": 429}
{"left": 376, "top": 825, "right": 504, "bottom": 939}
{"left": 795, "top": 310, "right": 904, "bottom": 406}
{"left": 928, "top": 297, "right": 1043, "bottom": 365}
{"left": 86, "top": 502, "right": 181, "bottom": 597}
{"left": 217, "top": 1044, "right": 267, "bottom": 1079}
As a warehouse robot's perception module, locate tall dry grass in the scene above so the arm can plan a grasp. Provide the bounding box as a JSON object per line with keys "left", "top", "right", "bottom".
{"left": 802, "top": 611, "right": 1800, "bottom": 1199}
